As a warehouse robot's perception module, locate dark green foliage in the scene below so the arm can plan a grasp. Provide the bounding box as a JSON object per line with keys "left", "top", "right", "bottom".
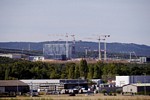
{"left": 75, "top": 64, "right": 80, "bottom": 79}
{"left": 79, "top": 59, "right": 88, "bottom": 79}
{"left": 0, "top": 57, "right": 150, "bottom": 80}
{"left": 4, "top": 66, "right": 9, "bottom": 80}
{"left": 93, "top": 64, "right": 100, "bottom": 79}
{"left": 87, "top": 64, "right": 94, "bottom": 79}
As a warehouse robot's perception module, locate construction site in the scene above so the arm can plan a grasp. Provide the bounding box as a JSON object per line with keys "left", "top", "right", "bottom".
{"left": 0, "top": 33, "right": 150, "bottom": 63}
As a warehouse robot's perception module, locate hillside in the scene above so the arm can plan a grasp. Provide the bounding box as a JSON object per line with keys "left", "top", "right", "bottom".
{"left": 0, "top": 41, "right": 150, "bottom": 57}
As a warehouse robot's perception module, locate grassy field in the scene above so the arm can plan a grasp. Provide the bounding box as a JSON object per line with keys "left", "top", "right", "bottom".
{"left": 0, "top": 94, "right": 150, "bottom": 100}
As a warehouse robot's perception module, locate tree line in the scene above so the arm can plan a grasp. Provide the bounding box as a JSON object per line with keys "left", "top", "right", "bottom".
{"left": 0, "top": 57, "right": 150, "bottom": 81}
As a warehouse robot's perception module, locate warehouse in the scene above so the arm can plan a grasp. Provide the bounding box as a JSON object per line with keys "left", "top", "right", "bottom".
{"left": 122, "top": 83, "right": 150, "bottom": 94}
{"left": 116, "top": 76, "right": 150, "bottom": 87}
{"left": 20, "top": 79, "right": 88, "bottom": 92}
{"left": 0, "top": 80, "right": 29, "bottom": 94}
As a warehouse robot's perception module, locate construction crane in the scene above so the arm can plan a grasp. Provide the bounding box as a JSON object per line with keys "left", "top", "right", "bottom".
{"left": 65, "top": 33, "right": 69, "bottom": 59}
{"left": 48, "top": 33, "right": 75, "bottom": 59}
{"left": 85, "top": 35, "right": 106, "bottom": 61}
{"left": 98, "top": 36, "right": 105, "bottom": 60}
{"left": 83, "top": 47, "right": 90, "bottom": 58}
{"left": 71, "top": 35, "right": 76, "bottom": 57}
{"left": 129, "top": 51, "right": 138, "bottom": 62}
{"left": 103, "top": 35, "right": 110, "bottom": 61}
{"left": 90, "top": 34, "right": 110, "bottom": 61}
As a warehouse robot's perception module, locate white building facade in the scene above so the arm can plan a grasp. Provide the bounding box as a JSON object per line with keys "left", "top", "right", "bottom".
{"left": 29, "top": 56, "right": 44, "bottom": 61}
{"left": 0, "top": 53, "right": 22, "bottom": 59}
{"left": 116, "top": 76, "right": 150, "bottom": 87}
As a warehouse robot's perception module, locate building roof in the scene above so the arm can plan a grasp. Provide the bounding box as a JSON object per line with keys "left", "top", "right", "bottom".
{"left": 20, "top": 79, "right": 88, "bottom": 84}
{"left": 123, "top": 83, "right": 150, "bottom": 87}
{"left": 0, "top": 80, "right": 28, "bottom": 86}
{"left": 20, "top": 79, "right": 60, "bottom": 84}
{"left": 132, "top": 83, "right": 150, "bottom": 87}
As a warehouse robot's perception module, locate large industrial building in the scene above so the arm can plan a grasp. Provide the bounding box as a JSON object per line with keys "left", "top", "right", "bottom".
{"left": 0, "top": 80, "right": 29, "bottom": 94}
{"left": 116, "top": 76, "right": 150, "bottom": 87}
{"left": 43, "top": 43, "right": 73, "bottom": 60}
{"left": 20, "top": 79, "right": 88, "bottom": 92}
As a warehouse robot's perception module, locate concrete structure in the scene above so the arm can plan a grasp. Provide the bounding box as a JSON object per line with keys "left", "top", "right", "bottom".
{"left": 28, "top": 56, "right": 44, "bottom": 61}
{"left": 43, "top": 43, "right": 72, "bottom": 60}
{"left": 123, "top": 83, "right": 150, "bottom": 93}
{"left": 116, "top": 76, "right": 150, "bottom": 87}
{"left": 0, "top": 53, "right": 22, "bottom": 59}
{"left": 139, "top": 57, "right": 150, "bottom": 63}
{"left": 20, "top": 79, "right": 88, "bottom": 92}
{"left": 0, "top": 80, "right": 29, "bottom": 93}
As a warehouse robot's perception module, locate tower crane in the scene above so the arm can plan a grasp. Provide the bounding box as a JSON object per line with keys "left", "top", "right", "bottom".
{"left": 103, "top": 35, "right": 110, "bottom": 61}
{"left": 48, "top": 33, "right": 75, "bottom": 59}
{"left": 85, "top": 34, "right": 109, "bottom": 61}
{"left": 129, "top": 51, "right": 138, "bottom": 62}
{"left": 65, "top": 33, "right": 69, "bottom": 59}
{"left": 71, "top": 35, "right": 76, "bottom": 57}
{"left": 92, "top": 34, "right": 110, "bottom": 61}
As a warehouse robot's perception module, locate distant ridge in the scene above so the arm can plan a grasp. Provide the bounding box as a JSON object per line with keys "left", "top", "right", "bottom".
{"left": 0, "top": 41, "right": 150, "bottom": 56}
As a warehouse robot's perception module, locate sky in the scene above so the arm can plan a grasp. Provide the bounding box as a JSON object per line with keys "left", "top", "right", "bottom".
{"left": 0, "top": 0, "right": 150, "bottom": 46}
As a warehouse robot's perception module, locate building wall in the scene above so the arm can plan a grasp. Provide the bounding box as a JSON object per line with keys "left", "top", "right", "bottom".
{"left": 21, "top": 79, "right": 88, "bottom": 92}
{"left": 0, "top": 86, "right": 29, "bottom": 93}
{"left": 137, "top": 86, "right": 150, "bottom": 93}
{"left": 43, "top": 43, "right": 72, "bottom": 59}
{"left": 116, "top": 76, "right": 150, "bottom": 87}
{"left": 0, "top": 87, "right": 5, "bottom": 93}
{"left": 99, "top": 87, "right": 121, "bottom": 93}
{"left": 29, "top": 56, "right": 44, "bottom": 61}
{"left": 123, "top": 85, "right": 137, "bottom": 93}
{"left": 116, "top": 76, "right": 130, "bottom": 87}
{"left": 0, "top": 54, "right": 21, "bottom": 59}
{"left": 140, "top": 57, "right": 147, "bottom": 63}
{"left": 123, "top": 85, "right": 150, "bottom": 93}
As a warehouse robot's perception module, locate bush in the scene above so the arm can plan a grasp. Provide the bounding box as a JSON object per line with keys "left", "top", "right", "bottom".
{"left": 116, "top": 90, "right": 122, "bottom": 94}
{"left": 101, "top": 89, "right": 107, "bottom": 94}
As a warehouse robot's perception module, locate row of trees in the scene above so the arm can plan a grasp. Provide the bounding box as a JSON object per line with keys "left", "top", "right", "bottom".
{"left": 0, "top": 57, "right": 150, "bottom": 81}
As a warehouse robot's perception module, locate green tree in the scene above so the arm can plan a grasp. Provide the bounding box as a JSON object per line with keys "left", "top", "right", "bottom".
{"left": 93, "top": 64, "right": 100, "bottom": 79}
{"left": 79, "top": 59, "right": 88, "bottom": 79}
{"left": 75, "top": 65, "right": 80, "bottom": 78}
{"left": 87, "top": 64, "right": 94, "bottom": 79}
{"left": 68, "top": 63, "right": 75, "bottom": 79}
{"left": 5, "top": 67, "right": 10, "bottom": 80}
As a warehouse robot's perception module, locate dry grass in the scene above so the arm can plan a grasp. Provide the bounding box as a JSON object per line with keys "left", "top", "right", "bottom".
{"left": 0, "top": 94, "right": 150, "bottom": 100}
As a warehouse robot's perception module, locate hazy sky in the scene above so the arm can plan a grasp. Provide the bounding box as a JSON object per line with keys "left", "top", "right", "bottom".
{"left": 0, "top": 0, "right": 150, "bottom": 45}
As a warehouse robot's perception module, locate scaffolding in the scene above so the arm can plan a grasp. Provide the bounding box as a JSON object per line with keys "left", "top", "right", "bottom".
{"left": 43, "top": 43, "right": 72, "bottom": 60}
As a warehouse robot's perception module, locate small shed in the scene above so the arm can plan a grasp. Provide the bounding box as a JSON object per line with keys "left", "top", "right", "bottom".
{"left": 123, "top": 83, "right": 150, "bottom": 93}
{"left": 0, "top": 80, "right": 29, "bottom": 93}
